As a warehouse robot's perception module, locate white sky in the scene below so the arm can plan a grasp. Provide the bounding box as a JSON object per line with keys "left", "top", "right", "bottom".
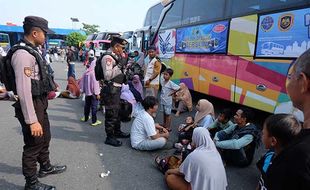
{"left": 0, "top": 0, "right": 159, "bottom": 32}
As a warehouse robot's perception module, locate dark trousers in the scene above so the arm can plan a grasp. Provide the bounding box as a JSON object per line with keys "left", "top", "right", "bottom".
{"left": 222, "top": 148, "right": 250, "bottom": 167}
{"left": 13, "top": 96, "right": 51, "bottom": 180}
{"left": 84, "top": 95, "right": 98, "bottom": 123}
{"left": 102, "top": 85, "right": 121, "bottom": 137}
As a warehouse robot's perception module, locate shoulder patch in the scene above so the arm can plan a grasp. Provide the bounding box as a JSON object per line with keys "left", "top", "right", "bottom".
{"left": 106, "top": 57, "right": 113, "bottom": 66}
{"left": 24, "top": 67, "right": 32, "bottom": 77}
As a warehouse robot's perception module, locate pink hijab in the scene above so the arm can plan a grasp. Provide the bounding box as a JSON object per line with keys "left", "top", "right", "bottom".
{"left": 132, "top": 75, "right": 143, "bottom": 98}
{"left": 121, "top": 84, "right": 136, "bottom": 105}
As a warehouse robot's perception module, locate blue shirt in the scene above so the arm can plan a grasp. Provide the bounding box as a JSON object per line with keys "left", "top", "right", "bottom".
{"left": 214, "top": 123, "right": 254, "bottom": 150}
{"left": 197, "top": 115, "right": 214, "bottom": 129}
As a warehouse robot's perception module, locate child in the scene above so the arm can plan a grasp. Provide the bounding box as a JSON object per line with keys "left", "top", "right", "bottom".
{"left": 160, "top": 68, "right": 180, "bottom": 131}
{"left": 208, "top": 108, "right": 233, "bottom": 138}
{"left": 174, "top": 116, "right": 195, "bottom": 151}
{"left": 256, "top": 114, "right": 301, "bottom": 190}
{"left": 79, "top": 53, "right": 102, "bottom": 126}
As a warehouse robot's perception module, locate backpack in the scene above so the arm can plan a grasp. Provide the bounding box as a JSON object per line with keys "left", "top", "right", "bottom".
{"left": 95, "top": 53, "right": 118, "bottom": 81}
{"left": 126, "top": 62, "right": 144, "bottom": 81}
{"left": 0, "top": 45, "right": 31, "bottom": 92}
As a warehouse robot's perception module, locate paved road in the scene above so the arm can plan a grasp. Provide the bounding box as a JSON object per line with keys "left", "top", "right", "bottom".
{"left": 0, "top": 57, "right": 269, "bottom": 190}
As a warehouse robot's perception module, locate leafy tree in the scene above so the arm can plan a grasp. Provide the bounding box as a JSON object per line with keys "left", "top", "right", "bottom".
{"left": 82, "top": 23, "right": 100, "bottom": 35}
{"left": 65, "top": 32, "right": 87, "bottom": 47}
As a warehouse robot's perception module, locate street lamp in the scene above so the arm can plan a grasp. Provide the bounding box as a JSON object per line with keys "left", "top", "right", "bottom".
{"left": 70, "top": 17, "right": 79, "bottom": 30}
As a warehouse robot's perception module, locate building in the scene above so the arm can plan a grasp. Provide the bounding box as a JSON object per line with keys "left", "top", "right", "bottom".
{"left": 0, "top": 24, "right": 85, "bottom": 45}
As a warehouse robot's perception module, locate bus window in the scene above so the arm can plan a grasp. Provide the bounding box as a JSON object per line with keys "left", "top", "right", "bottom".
{"left": 144, "top": 9, "right": 151, "bottom": 26}
{"left": 161, "top": 0, "right": 183, "bottom": 29}
{"left": 95, "top": 33, "right": 106, "bottom": 41}
{"left": 226, "top": 0, "right": 309, "bottom": 18}
{"left": 151, "top": 4, "right": 163, "bottom": 27}
{"left": 182, "top": 0, "right": 226, "bottom": 25}
{"left": 86, "top": 34, "right": 95, "bottom": 41}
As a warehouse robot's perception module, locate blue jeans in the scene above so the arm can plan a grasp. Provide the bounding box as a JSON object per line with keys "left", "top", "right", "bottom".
{"left": 84, "top": 95, "right": 99, "bottom": 123}
{"left": 67, "top": 63, "right": 75, "bottom": 79}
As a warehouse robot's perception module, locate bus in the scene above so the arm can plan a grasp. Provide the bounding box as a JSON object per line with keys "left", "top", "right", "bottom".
{"left": 92, "top": 40, "right": 111, "bottom": 57}
{"left": 0, "top": 33, "right": 10, "bottom": 53}
{"left": 48, "top": 39, "right": 66, "bottom": 54}
{"left": 140, "top": 0, "right": 309, "bottom": 118}
{"left": 85, "top": 33, "right": 98, "bottom": 48}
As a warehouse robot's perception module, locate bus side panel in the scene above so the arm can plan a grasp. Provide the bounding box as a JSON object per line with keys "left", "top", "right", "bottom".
{"left": 168, "top": 54, "right": 200, "bottom": 91}
{"left": 234, "top": 57, "right": 290, "bottom": 113}
{"left": 228, "top": 14, "right": 257, "bottom": 56}
{"left": 199, "top": 55, "right": 238, "bottom": 102}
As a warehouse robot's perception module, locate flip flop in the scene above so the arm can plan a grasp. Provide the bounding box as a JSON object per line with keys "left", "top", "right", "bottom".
{"left": 154, "top": 156, "right": 166, "bottom": 174}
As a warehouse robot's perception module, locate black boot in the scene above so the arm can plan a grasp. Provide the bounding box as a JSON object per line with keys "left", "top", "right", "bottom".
{"left": 105, "top": 136, "right": 122, "bottom": 147}
{"left": 38, "top": 165, "right": 67, "bottom": 178}
{"left": 114, "top": 131, "right": 130, "bottom": 138}
{"left": 25, "top": 177, "right": 55, "bottom": 190}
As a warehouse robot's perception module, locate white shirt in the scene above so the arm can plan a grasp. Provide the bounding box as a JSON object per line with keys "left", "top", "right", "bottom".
{"left": 160, "top": 77, "right": 180, "bottom": 105}
{"left": 130, "top": 110, "right": 157, "bottom": 148}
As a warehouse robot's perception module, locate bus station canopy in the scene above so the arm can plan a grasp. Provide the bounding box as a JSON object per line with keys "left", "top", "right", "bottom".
{"left": 0, "top": 24, "right": 85, "bottom": 35}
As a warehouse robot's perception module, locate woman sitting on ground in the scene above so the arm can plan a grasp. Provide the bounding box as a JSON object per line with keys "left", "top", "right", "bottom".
{"left": 180, "top": 99, "right": 215, "bottom": 140}
{"left": 174, "top": 83, "right": 192, "bottom": 117}
{"left": 165, "top": 127, "right": 227, "bottom": 190}
{"left": 61, "top": 76, "right": 81, "bottom": 99}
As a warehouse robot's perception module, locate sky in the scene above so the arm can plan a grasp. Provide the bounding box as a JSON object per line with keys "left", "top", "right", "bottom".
{"left": 0, "top": 0, "right": 159, "bottom": 32}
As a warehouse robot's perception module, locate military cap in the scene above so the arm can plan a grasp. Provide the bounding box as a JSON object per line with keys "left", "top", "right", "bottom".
{"left": 23, "top": 16, "right": 55, "bottom": 34}
{"left": 148, "top": 45, "right": 156, "bottom": 51}
{"left": 111, "top": 36, "right": 128, "bottom": 47}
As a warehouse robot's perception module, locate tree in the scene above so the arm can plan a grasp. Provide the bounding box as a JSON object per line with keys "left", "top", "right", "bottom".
{"left": 82, "top": 23, "right": 100, "bottom": 35}
{"left": 65, "top": 32, "right": 87, "bottom": 47}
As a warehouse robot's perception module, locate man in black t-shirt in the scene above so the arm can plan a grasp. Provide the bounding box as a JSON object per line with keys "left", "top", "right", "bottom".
{"left": 266, "top": 49, "right": 310, "bottom": 190}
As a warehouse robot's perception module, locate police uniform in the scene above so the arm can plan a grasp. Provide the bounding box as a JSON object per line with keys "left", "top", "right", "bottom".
{"left": 11, "top": 16, "right": 66, "bottom": 190}
{"left": 101, "top": 37, "right": 130, "bottom": 147}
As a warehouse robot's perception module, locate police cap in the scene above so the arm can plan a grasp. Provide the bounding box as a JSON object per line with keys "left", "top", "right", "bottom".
{"left": 111, "top": 36, "right": 128, "bottom": 47}
{"left": 23, "top": 16, "right": 55, "bottom": 34}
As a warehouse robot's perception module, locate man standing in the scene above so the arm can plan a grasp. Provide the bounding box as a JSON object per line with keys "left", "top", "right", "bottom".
{"left": 10, "top": 16, "right": 66, "bottom": 190}
{"left": 265, "top": 49, "right": 310, "bottom": 189}
{"left": 144, "top": 46, "right": 162, "bottom": 97}
{"left": 101, "top": 37, "right": 130, "bottom": 147}
{"left": 214, "top": 108, "right": 260, "bottom": 167}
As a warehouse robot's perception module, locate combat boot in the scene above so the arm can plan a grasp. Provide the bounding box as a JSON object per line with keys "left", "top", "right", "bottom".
{"left": 25, "top": 177, "right": 55, "bottom": 190}
{"left": 38, "top": 165, "right": 67, "bottom": 178}
{"left": 114, "top": 131, "right": 130, "bottom": 138}
{"left": 105, "top": 136, "right": 122, "bottom": 147}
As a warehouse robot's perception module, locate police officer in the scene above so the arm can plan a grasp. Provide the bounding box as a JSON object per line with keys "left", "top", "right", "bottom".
{"left": 101, "top": 37, "right": 130, "bottom": 147}
{"left": 11, "top": 16, "right": 66, "bottom": 190}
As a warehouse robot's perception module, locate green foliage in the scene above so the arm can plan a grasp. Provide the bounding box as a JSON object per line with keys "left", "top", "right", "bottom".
{"left": 65, "top": 32, "right": 87, "bottom": 47}
{"left": 82, "top": 23, "right": 100, "bottom": 35}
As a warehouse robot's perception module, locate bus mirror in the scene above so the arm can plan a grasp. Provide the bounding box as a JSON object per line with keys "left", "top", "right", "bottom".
{"left": 161, "top": 0, "right": 174, "bottom": 7}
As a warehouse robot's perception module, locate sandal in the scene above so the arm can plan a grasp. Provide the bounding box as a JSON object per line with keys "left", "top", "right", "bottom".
{"left": 154, "top": 156, "right": 167, "bottom": 174}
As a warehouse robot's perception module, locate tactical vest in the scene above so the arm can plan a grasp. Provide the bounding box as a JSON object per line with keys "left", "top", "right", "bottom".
{"left": 11, "top": 40, "right": 55, "bottom": 96}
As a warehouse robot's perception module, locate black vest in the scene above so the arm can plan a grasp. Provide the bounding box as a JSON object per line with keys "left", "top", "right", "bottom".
{"left": 14, "top": 40, "right": 55, "bottom": 96}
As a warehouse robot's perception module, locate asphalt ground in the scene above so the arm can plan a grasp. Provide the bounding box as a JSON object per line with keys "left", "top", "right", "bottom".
{"left": 0, "top": 57, "right": 270, "bottom": 190}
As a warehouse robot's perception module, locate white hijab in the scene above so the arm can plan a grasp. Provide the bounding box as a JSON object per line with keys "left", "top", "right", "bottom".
{"left": 180, "top": 128, "right": 227, "bottom": 190}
